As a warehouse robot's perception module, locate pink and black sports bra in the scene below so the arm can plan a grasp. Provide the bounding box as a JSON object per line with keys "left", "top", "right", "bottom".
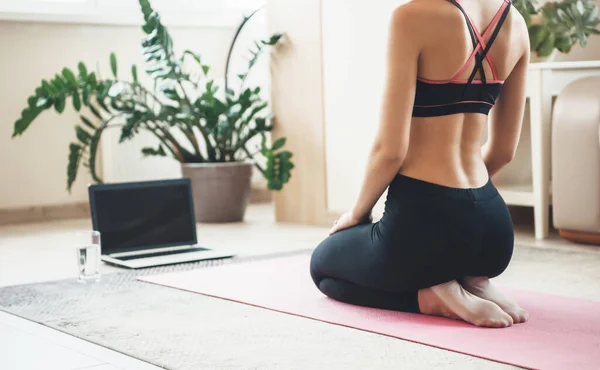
{"left": 412, "top": 0, "right": 512, "bottom": 117}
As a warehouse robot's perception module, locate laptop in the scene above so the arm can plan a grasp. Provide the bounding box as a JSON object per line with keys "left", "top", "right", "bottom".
{"left": 88, "top": 178, "right": 235, "bottom": 269}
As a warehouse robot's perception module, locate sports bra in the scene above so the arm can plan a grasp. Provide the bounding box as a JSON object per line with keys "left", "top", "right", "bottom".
{"left": 412, "top": 0, "right": 512, "bottom": 117}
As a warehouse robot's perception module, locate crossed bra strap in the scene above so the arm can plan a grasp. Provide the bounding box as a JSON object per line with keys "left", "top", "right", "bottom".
{"left": 446, "top": 0, "right": 512, "bottom": 85}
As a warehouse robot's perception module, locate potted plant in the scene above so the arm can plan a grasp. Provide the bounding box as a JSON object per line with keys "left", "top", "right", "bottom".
{"left": 11, "top": 0, "right": 294, "bottom": 223}
{"left": 514, "top": 0, "right": 600, "bottom": 62}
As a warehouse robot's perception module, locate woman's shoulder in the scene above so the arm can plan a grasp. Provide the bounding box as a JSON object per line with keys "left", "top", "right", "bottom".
{"left": 391, "top": 0, "right": 463, "bottom": 30}
{"left": 390, "top": 0, "right": 461, "bottom": 40}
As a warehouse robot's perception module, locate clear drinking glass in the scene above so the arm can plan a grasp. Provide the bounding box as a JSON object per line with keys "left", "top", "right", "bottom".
{"left": 76, "top": 230, "right": 101, "bottom": 283}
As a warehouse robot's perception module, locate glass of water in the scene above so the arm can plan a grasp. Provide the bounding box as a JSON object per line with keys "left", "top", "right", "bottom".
{"left": 77, "top": 230, "right": 101, "bottom": 283}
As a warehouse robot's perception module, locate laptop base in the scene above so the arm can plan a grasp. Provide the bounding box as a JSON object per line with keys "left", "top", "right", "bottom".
{"left": 102, "top": 248, "right": 235, "bottom": 269}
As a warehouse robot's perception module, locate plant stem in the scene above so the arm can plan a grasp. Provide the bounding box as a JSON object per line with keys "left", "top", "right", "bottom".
{"left": 87, "top": 114, "right": 126, "bottom": 183}
{"left": 141, "top": 125, "right": 180, "bottom": 160}
{"left": 242, "top": 146, "right": 266, "bottom": 176}
{"left": 147, "top": 121, "right": 188, "bottom": 162}
{"left": 177, "top": 120, "right": 203, "bottom": 158}
{"left": 122, "top": 87, "right": 203, "bottom": 161}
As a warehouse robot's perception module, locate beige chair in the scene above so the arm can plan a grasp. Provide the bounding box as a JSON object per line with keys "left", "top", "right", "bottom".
{"left": 552, "top": 76, "right": 600, "bottom": 245}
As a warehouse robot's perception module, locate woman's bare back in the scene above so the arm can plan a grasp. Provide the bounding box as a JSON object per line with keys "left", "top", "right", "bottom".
{"left": 398, "top": 0, "right": 529, "bottom": 188}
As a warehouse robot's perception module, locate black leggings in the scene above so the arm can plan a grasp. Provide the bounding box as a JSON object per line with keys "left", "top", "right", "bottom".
{"left": 310, "top": 174, "right": 514, "bottom": 313}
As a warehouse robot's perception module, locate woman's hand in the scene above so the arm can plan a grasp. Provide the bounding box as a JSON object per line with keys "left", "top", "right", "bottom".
{"left": 329, "top": 210, "right": 373, "bottom": 235}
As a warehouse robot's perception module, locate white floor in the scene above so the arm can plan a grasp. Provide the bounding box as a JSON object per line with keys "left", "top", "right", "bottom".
{"left": 0, "top": 311, "right": 160, "bottom": 370}
{"left": 0, "top": 204, "right": 599, "bottom": 370}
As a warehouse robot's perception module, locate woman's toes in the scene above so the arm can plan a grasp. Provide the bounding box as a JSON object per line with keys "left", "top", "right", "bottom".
{"left": 461, "top": 277, "right": 528, "bottom": 325}
{"left": 515, "top": 308, "right": 529, "bottom": 323}
{"left": 476, "top": 311, "right": 513, "bottom": 328}
{"left": 502, "top": 305, "right": 529, "bottom": 324}
{"left": 472, "top": 300, "right": 513, "bottom": 328}
{"left": 501, "top": 310, "right": 514, "bottom": 327}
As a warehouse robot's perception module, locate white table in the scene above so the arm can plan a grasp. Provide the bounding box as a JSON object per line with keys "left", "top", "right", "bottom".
{"left": 496, "top": 61, "right": 600, "bottom": 240}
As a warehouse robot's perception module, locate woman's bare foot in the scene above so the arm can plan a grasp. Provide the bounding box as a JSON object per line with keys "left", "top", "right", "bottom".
{"left": 461, "top": 277, "right": 529, "bottom": 324}
{"left": 418, "top": 280, "right": 513, "bottom": 328}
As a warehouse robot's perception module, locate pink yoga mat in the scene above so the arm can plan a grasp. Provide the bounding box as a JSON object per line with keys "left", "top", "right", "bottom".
{"left": 139, "top": 255, "right": 600, "bottom": 370}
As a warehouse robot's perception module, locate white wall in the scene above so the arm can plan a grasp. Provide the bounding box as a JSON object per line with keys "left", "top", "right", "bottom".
{"left": 322, "top": 0, "right": 405, "bottom": 217}
{"left": 0, "top": 13, "right": 273, "bottom": 210}
{"left": 321, "top": 0, "right": 600, "bottom": 217}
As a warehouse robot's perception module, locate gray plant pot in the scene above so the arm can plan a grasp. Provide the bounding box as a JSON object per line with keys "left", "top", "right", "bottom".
{"left": 181, "top": 162, "right": 253, "bottom": 223}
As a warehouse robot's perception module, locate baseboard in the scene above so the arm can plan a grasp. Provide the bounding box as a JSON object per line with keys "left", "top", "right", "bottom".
{"left": 0, "top": 202, "right": 90, "bottom": 226}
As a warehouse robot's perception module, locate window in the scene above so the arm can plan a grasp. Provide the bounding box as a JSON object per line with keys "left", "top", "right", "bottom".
{"left": 0, "top": 0, "right": 264, "bottom": 27}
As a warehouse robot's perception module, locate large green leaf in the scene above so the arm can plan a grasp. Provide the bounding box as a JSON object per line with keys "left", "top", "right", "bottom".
{"left": 576, "top": 0, "right": 585, "bottom": 16}
{"left": 75, "top": 125, "right": 92, "bottom": 144}
{"left": 67, "top": 143, "right": 83, "bottom": 191}
{"left": 555, "top": 36, "right": 573, "bottom": 52}
{"left": 131, "top": 65, "right": 138, "bottom": 83}
{"left": 87, "top": 126, "right": 105, "bottom": 184}
{"left": 42, "top": 80, "right": 56, "bottom": 95}
{"left": 72, "top": 91, "right": 81, "bottom": 111}
{"left": 82, "top": 85, "right": 92, "bottom": 106}
{"left": 89, "top": 104, "right": 103, "bottom": 119}
{"left": 271, "top": 137, "right": 286, "bottom": 151}
{"left": 529, "top": 24, "right": 549, "bottom": 51}
{"left": 62, "top": 68, "right": 77, "bottom": 86}
{"left": 264, "top": 32, "right": 283, "bottom": 46}
{"left": 78, "top": 62, "right": 88, "bottom": 80}
{"left": 80, "top": 115, "right": 96, "bottom": 130}
{"left": 578, "top": 32, "right": 588, "bottom": 47}
{"left": 12, "top": 105, "right": 44, "bottom": 137}
{"left": 88, "top": 72, "right": 98, "bottom": 87}
{"left": 95, "top": 82, "right": 113, "bottom": 112}
{"left": 97, "top": 81, "right": 112, "bottom": 99}
{"left": 142, "top": 145, "right": 167, "bottom": 157}
{"left": 54, "top": 96, "right": 66, "bottom": 113}
{"left": 588, "top": 6, "right": 598, "bottom": 21}
{"left": 110, "top": 52, "right": 118, "bottom": 78}
{"left": 538, "top": 31, "right": 556, "bottom": 56}
{"left": 52, "top": 74, "right": 67, "bottom": 90}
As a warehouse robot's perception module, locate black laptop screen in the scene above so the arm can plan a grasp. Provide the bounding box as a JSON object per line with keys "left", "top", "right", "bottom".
{"left": 89, "top": 179, "right": 197, "bottom": 254}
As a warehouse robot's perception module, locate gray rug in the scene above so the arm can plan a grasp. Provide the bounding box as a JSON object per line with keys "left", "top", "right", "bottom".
{"left": 2, "top": 243, "right": 599, "bottom": 370}
{"left": 0, "top": 250, "right": 313, "bottom": 370}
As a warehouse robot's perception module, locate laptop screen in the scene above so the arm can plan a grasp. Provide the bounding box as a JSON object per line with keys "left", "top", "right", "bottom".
{"left": 88, "top": 179, "right": 197, "bottom": 254}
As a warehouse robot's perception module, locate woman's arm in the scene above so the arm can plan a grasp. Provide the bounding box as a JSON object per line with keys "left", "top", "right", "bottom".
{"left": 483, "top": 18, "right": 530, "bottom": 177}
{"left": 349, "top": 6, "right": 420, "bottom": 222}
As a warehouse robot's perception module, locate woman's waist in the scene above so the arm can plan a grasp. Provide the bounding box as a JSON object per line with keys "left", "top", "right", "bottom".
{"left": 399, "top": 154, "right": 489, "bottom": 189}
{"left": 387, "top": 172, "right": 499, "bottom": 204}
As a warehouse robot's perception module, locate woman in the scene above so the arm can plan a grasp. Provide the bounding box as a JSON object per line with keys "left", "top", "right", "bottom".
{"left": 310, "top": 0, "right": 530, "bottom": 328}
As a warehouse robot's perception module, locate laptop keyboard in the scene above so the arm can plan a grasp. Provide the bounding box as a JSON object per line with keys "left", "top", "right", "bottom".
{"left": 115, "top": 247, "right": 210, "bottom": 261}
